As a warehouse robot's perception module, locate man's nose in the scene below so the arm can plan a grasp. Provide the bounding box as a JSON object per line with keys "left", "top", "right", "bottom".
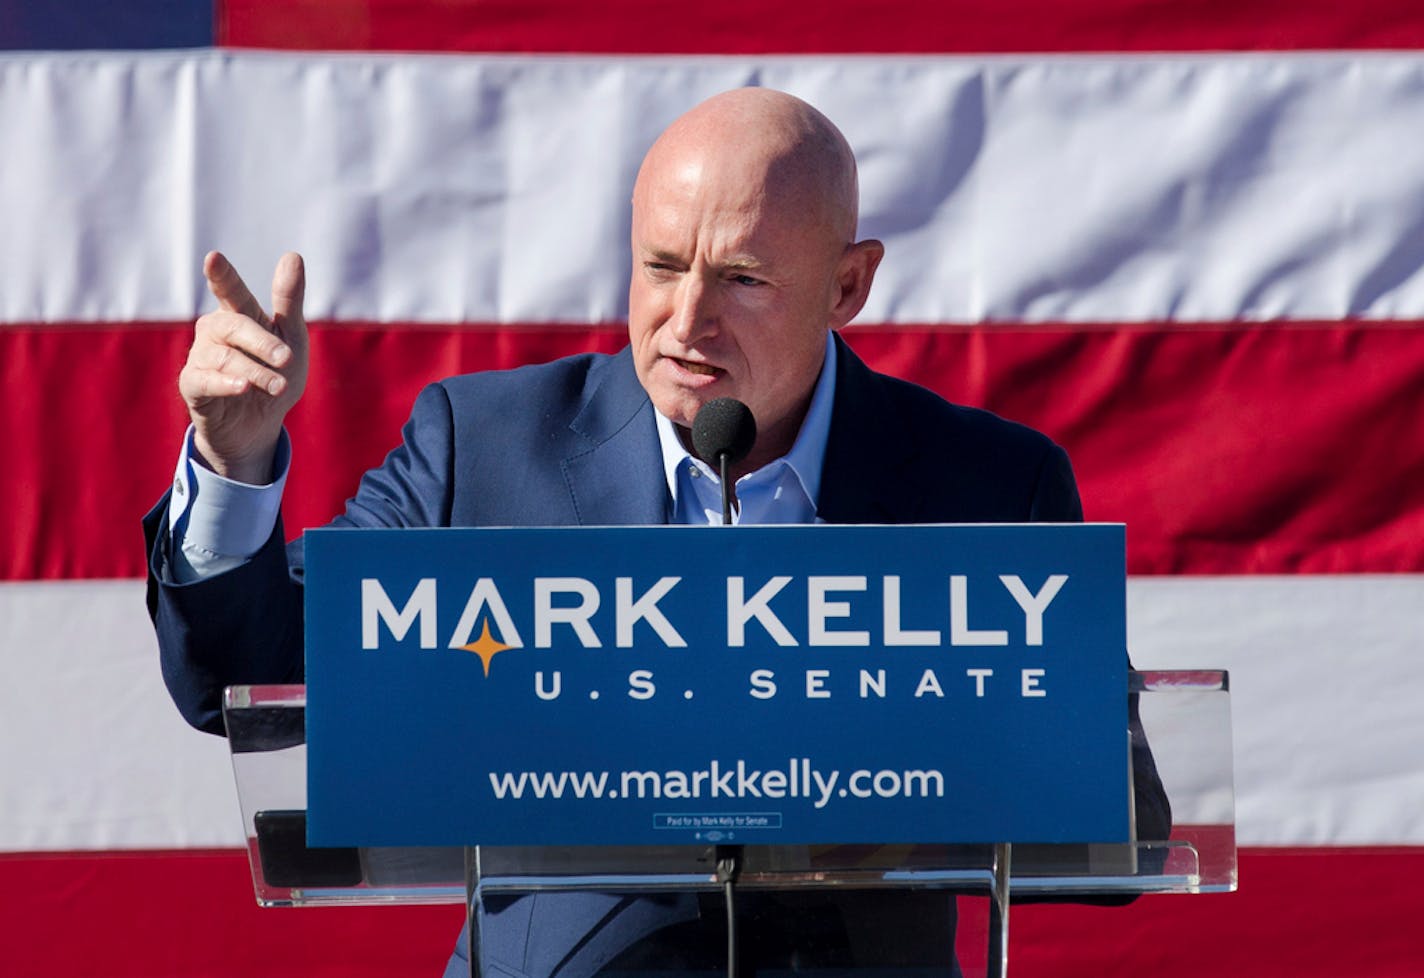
{"left": 669, "top": 272, "right": 718, "bottom": 345}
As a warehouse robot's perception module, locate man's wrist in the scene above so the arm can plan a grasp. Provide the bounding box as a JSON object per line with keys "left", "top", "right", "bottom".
{"left": 190, "top": 430, "right": 283, "bottom": 485}
{"left": 168, "top": 426, "right": 291, "bottom": 579}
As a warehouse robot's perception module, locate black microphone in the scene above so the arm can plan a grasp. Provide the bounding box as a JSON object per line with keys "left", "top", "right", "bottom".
{"left": 691, "top": 398, "right": 757, "bottom": 526}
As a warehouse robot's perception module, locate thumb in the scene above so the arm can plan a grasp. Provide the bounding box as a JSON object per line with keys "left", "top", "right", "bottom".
{"left": 271, "top": 252, "right": 306, "bottom": 324}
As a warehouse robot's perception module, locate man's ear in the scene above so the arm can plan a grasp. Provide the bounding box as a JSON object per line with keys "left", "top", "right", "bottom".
{"left": 829, "top": 239, "right": 885, "bottom": 328}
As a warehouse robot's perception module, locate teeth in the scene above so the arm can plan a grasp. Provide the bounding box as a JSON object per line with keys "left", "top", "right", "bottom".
{"left": 682, "top": 361, "right": 717, "bottom": 376}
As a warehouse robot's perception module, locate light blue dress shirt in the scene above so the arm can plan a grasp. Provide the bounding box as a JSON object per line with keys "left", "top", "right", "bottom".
{"left": 654, "top": 331, "right": 836, "bottom": 526}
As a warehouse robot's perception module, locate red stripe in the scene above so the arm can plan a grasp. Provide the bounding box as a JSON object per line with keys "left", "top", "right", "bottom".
{"left": 0, "top": 849, "right": 464, "bottom": 978}
{"left": 6, "top": 322, "right": 1423, "bottom": 581}
{"left": 217, "top": 0, "right": 1424, "bottom": 53}
{"left": 1013, "top": 846, "right": 1424, "bottom": 977}
{"left": 1, "top": 846, "right": 1420, "bottom": 977}
{"left": 851, "top": 324, "right": 1424, "bottom": 575}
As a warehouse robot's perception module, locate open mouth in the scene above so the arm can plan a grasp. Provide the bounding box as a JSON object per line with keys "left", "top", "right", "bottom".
{"left": 672, "top": 357, "right": 720, "bottom": 377}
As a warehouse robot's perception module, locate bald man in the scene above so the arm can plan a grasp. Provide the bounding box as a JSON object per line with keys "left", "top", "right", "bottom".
{"left": 628, "top": 88, "right": 881, "bottom": 478}
{"left": 146, "top": 89, "right": 1138, "bottom": 975}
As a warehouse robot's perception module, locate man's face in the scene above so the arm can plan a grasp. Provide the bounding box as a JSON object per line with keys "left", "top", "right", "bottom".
{"left": 628, "top": 153, "right": 846, "bottom": 466}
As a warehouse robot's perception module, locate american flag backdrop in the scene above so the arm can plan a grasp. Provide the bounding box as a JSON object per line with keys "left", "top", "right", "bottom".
{"left": 3, "top": 1, "right": 1423, "bottom": 975}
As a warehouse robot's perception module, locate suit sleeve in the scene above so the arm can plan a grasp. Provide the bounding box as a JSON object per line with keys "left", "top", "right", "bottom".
{"left": 143, "top": 383, "right": 458, "bottom": 735}
{"left": 1025, "top": 440, "right": 1174, "bottom": 854}
{"left": 144, "top": 502, "right": 304, "bottom": 735}
{"left": 1028, "top": 443, "right": 1084, "bottom": 522}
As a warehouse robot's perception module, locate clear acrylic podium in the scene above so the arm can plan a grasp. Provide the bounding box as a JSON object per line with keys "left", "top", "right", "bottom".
{"left": 224, "top": 670, "right": 1236, "bottom": 977}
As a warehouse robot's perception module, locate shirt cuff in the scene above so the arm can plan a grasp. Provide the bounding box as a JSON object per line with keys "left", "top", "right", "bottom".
{"left": 168, "top": 427, "right": 290, "bottom": 581}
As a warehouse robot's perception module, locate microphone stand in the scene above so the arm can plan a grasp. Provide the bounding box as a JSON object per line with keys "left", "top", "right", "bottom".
{"left": 715, "top": 447, "right": 741, "bottom": 978}
{"left": 691, "top": 398, "right": 755, "bottom": 978}
{"left": 719, "top": 451, "right": 735, "bottom": 526}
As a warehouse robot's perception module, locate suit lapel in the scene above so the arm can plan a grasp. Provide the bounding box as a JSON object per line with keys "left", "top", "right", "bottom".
{"left": 559, "top": 338, "right": 918, "bottom": 527}
{"left": 816, "top": 334, "right": 925, "bottom": 525}
{"left": 561, "top": 348, "right": 672, "bottom": 526}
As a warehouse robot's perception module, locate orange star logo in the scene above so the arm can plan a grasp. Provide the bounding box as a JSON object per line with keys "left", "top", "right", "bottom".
{"left": 460, "top": 618, "right": 513, "bottom": 677}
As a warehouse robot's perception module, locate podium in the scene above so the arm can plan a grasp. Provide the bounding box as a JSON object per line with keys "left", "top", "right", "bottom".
{"left": 224, "top": 670, "right": 1236, "bottom": 977}
{"left": 227, "top": 524, "right": 1236, "bottom": 976}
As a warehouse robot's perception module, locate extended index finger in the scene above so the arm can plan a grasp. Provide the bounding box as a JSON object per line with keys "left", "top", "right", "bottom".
{"left": 204, "top": 251, "right": 269, "bottom": 327}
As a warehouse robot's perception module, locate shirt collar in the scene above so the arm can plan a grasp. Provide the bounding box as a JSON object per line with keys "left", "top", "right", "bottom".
{"left": 654, "top": 331, "right": 839, "bottom": 512}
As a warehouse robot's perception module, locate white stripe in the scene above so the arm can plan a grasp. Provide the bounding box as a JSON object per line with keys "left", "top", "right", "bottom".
{"left": 3, "top": 575, "right": 1421, "bottom": 850}
{"left": 1128, "top": 574, "right": 1424, "bottom": 847}
{"left": 6, "top": 51, "right": 1424, "bottom": 325}
{"left": 0, "top": 580, "right": 242, "bottom": 849}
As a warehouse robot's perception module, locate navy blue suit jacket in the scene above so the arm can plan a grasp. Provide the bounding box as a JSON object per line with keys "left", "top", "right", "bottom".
{"left": 144, "top": 336, "right": 1132, "bottom": 977}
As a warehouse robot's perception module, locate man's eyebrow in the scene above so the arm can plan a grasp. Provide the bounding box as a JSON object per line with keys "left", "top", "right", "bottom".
{"left": 721, "top": 256, "right": 766, "bottom": 270}
{"left": 637, "top": 248, "right": 770, "bottom": 271}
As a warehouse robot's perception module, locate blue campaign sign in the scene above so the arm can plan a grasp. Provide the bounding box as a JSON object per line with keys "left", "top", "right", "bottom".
{"left": 304, "top": 524, "right": 1129, "bottom": 847}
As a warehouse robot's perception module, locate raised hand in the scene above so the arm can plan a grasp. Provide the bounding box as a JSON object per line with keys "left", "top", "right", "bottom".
{"left": 178, "top": 251, "right": 309, "bottom": 484}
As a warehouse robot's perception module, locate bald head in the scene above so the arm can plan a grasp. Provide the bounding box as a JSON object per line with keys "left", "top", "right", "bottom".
{"left": 627, "top": 88, "right": 883, "bottom": 475}
{"left": 635, "top": 88, "right": 862, "bottom": 252}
